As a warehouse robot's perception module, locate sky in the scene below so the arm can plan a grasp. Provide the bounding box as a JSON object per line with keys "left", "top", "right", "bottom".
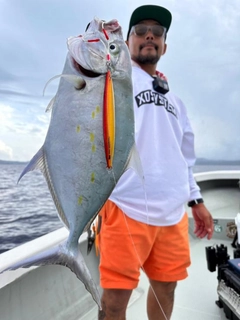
{"left": 0, "top": 0, "right": 239, "bottom": 162}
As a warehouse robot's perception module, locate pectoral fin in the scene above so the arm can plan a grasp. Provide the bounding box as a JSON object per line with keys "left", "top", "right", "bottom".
{"left": 43, "top": 74, "right": 86, "bottom": 96}
{"left": 45, "top": 95, "right": 56, "bottom": 112}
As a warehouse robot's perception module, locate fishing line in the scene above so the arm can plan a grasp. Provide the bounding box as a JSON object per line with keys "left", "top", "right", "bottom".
{"left": 110, "top": 168, "right": 169, "bottom": 320}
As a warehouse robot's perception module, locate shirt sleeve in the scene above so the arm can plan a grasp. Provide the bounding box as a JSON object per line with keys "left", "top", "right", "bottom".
{"left": 181, "top": 114, "right": 202, "bottom": 201}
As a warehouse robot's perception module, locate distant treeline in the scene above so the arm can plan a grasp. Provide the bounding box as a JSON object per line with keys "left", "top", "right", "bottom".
{"left": 1, "top": 158, "right": 239, "bottom": 166}
{"left": 0, "top": 160, "right": 28, "bottom": 165}
{"left": 195, "top": 158, "right": 240, "bottom": 165}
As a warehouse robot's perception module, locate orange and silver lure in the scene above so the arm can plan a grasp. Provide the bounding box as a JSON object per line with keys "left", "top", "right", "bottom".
{"left": 102, "top": 27, "right": 115, "bottom": 169}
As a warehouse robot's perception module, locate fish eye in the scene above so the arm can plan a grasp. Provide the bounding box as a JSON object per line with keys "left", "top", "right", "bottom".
{"left": 109, "top": 42, "right": 119, "bottom": 55}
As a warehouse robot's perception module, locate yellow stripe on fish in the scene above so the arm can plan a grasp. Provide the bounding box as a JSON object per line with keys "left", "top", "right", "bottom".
{"left": 90, "top": 132, "right": 95, "bottom": 142}
{"left": 103, "top": 70, "right": 115, "bottom": 168}
{"left": 91, "top": 172, "right": 95, "bottom": 183}
{"left": 92, "top": 144, "right": 96, "bottom": 152}
{"left": 78, "top": 196, "right": 83, "bottom": 205}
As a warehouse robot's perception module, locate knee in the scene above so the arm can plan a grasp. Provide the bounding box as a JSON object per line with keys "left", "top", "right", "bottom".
{"left": 150, "top": 280, "right": 177, "bottom": 297}
{"left": 101, "top": 298, "right": 124, "bottom": 315}
{"left": 147, "top": 281, "right": 177, "bottom": 319}
{"left": 161, "top": 281, "right": 177, "bottom": 293}
{"left": 99, "top": 289, "right": 132, "bottom": 318}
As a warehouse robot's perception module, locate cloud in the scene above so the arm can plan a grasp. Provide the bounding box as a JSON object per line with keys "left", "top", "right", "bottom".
{"left": 0, "top": 104, "right": 14, "bottom": 130}
{"left": 0, "top": 89, "right": 37, "bottom": 98}
{"left": 192, "top": 116, "right": 240, "bottom": 160}
{"left": 0, "top": 140, "right": 13, "bottom": 160}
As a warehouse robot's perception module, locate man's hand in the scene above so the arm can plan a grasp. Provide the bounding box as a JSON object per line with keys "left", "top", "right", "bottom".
{"left": 191, "top": 203, "right": 214, "bottom": 240}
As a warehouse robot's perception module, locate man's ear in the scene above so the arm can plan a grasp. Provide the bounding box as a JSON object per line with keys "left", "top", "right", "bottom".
{"left": 125, "top": 40, "right": 129, "bottom": 47}
{"left": 162, "top": 43, "right": 167, "bottom": 56}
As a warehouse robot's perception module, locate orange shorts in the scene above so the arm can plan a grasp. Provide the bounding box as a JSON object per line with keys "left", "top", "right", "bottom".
{"left": 98, "top": 200, "right": 191, "bottom": 289}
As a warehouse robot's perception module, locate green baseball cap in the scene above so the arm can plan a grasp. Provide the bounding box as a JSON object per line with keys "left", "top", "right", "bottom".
{"left": 127, "top": 5, "right": 172, "bottom": 39}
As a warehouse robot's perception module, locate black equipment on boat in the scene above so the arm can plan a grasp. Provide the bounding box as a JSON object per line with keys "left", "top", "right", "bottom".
{"left": 206, "top": 243, "right": 240, "bottom": 320}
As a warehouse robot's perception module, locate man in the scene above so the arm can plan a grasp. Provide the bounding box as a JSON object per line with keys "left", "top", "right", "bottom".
{"left": 98, "top": 5, "right": 213, "bottom": 320}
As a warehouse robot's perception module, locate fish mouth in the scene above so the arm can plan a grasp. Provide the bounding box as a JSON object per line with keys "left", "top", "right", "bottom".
{"left": 73, "top": 59, "right": 102, "bottom": 78}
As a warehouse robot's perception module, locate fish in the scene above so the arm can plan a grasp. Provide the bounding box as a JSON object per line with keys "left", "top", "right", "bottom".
{"left": 0, "top": 17, "right": 142, "bottom": 308}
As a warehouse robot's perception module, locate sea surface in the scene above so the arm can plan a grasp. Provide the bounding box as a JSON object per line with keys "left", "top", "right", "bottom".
{"left": 0, "top": 164, "right": 61, "bottom": 253}
{"left": 0, "top": 163, "right": 239, "bottom": 254}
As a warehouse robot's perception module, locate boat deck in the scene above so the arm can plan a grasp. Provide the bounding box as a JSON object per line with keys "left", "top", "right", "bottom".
{"left": 172, "top": 237, "right": 231, "bottom": 320}
{"left": 79, "top": 237, "right": 233, "bottom": 320}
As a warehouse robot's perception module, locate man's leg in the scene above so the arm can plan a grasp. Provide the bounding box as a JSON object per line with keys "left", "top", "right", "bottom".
{"left": 98, "top": 201, "right": 152, "bottom": 319}
{"left": 98, "top": 288, "right": 132, "bottom": 320}
{"left": 143, "top": 213, "right": 190, "bottom": 319}
{"left": 147, "top": 280, "right": 177, "bottom": 320}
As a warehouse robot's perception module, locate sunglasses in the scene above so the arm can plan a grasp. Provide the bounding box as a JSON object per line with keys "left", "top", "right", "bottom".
{"left": 130, "top": 24, "right": 166, "bottom": 38}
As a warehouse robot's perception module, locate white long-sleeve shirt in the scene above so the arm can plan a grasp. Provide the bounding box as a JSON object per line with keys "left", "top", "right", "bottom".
{"left": 110, "top": 64, "right": 202, "bottom": 226}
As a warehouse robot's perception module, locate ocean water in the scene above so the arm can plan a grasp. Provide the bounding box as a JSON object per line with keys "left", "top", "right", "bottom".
{"left": 0, "top": 164, "right": 61, "bottom": 253}
{"left": 0, "top": 163, "right": 239, "bottom": 253}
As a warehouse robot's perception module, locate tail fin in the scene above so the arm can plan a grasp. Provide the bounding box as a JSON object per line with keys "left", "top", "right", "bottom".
{"left": 0, "top": 241, "right": 101, "bottom": 309}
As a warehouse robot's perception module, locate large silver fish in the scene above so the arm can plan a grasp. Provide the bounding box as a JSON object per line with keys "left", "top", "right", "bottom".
{"left": 0, "top": 18, "right": 141, "bottom": 308}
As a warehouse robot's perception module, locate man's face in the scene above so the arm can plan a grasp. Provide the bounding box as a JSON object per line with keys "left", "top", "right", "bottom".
{"left": 127, "top": 20, "right": 167, "bottom": 65}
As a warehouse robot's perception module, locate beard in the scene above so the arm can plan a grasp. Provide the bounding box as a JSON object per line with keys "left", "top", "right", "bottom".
{"left": 132, "top": 41, "right": 160, "bottom": 65}
{"left": 133, "top": 53, "right": 160, "bottom": 65}
{"left": 131, "top": 44, "right": 160, "bottom": 65}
